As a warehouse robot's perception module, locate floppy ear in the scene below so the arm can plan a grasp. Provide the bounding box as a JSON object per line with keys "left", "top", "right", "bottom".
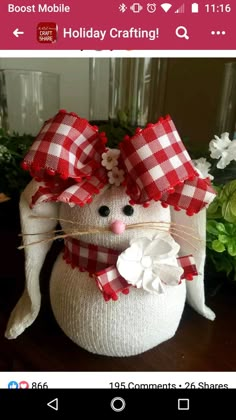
{"left": 170, "top": 207, "right": 215, "bottom": 321}
{"left": 5, "top": 179, "right": 59, "bottom": 339}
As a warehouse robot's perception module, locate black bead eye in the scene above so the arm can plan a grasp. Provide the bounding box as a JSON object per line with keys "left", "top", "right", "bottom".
{"left": 123, "top": 205, "right": 134, "bottom": 216}
{"left": 98, "top": 205, "right": 110, "bottom": 217}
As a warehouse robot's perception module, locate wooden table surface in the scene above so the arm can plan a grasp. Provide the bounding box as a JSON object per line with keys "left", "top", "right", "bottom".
{"left": 0, "top": 200, "right": 236, "bottom": 372}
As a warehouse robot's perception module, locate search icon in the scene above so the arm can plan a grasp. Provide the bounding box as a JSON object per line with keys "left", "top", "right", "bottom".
{"left": 176, "top": 26, "right": 189, "bottom": 40}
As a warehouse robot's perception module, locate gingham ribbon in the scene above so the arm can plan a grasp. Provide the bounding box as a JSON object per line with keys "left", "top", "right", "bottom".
{"left": 22, "top": 110, "right": 216, "bottom": 214}
{"left": 63, "top": 237, "right": 198, "bottom": 302}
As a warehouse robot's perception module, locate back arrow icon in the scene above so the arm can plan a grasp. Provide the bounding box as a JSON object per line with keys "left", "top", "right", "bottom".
{"left": 13, "top": 28, "right": 24, "bottom": 37}
{"left": 47, "top": 398, "right": 58, "bottom": 411}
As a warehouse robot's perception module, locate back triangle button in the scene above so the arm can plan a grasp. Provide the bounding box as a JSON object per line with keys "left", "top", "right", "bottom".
{"left": 47, "top": 398, "right": 59, "bottom": 411}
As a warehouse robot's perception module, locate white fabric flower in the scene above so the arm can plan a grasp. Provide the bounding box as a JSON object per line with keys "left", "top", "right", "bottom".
{"left": 108, "top": 166, "right": 125, "bottom": 187}
{"left": 101, "top": 149, "right": 120, "bottom": 170}
{"left": 117, "top": 232, "right": 184, "bottom": 294}
{"left": 209, "top": 133, "right": 231, "bottom": 158}
{"left": 193, "top": 157, "right": 214, "bottom": 180}
{"left": 209, "top": 132, "right": 235, "bottom": 169}
{"left": 227, "top": 139, "right": 236, "bottom": 158}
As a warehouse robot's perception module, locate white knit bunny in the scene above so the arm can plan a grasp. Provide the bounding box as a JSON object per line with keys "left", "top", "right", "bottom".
{"left": 5, "top": 111, "right": 216, "bottom": 357}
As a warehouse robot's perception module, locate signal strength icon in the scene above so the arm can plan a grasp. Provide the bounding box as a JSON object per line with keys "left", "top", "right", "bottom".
{"left": 160, "top": 3, "right": 172, "bottom": 13}
{"left": 175, "top": 3, "right": 185, "bottom": 13}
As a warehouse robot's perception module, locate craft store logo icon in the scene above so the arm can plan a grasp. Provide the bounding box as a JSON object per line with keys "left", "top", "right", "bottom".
{"left": 37, "top": 22, "right": 58, "bottom": 43}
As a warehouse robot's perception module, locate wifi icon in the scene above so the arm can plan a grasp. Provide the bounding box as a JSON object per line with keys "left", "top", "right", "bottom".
{"left": 160, "top": 3, "right": 172, "bottom": 12}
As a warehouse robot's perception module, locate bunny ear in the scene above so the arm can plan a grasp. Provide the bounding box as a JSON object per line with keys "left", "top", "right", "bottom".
{"left": 170, "top": 206, "right": 215, "bottom": 321}
{"left": 5, "top": 179, "right": 59, "bottom": 339}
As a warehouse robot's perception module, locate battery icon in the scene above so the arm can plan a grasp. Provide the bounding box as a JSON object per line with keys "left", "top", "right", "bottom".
{"left": 191, "top": 3, "right": 199, "bottom": 13}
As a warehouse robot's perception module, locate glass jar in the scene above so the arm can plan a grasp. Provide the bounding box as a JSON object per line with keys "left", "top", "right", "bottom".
{"left": 215, "top": 62, "right": 236, "bottom": 139}
{"left": 108, "top": 58, "right": 168, "bottom": 127}
{"left": 89, "top": 58, "right": 168, "bottom": 127}
{"left": 0, "top": 69, "right": 60, "bottom": 135}
{"left": 89, "top": 58, "right": 109, "bottom": 122}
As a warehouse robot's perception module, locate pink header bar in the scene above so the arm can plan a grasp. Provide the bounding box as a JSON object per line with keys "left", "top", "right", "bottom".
{"left": 0, "top": 0, "right": 235, "bottom": 50}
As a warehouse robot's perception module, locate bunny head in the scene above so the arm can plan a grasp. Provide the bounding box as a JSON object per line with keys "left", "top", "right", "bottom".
{"left": 5, "top": 110, "right": 216, "bottom": 356}
{"left": 59, "top": 183, "right": 171, "bottom": 251}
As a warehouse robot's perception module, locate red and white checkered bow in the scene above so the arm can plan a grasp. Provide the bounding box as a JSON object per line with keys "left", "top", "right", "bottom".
{"left": 22, "top": 110, "right": 216, "bottom": 214}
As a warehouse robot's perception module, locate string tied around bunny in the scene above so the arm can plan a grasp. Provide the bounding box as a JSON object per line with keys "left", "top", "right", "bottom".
{"left": 21, "top": 110, "right": 216, "bottom": 215}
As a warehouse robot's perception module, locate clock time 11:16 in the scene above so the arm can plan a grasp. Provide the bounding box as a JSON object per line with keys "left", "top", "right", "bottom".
{"left": 205, "top": 4, "right": 231, "bottom": 12}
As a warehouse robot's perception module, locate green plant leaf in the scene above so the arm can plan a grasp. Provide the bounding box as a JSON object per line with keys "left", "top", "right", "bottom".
{"left": 212, "top": 240, "right": 225, "bottom": 253}
{"left": 224, "top": 223, "right": 236, "bottom": 235}
{"left": 216, "top": 222, "right": 226, "bottom": 233}
{"left": 227, "top": 239, "right": 236, "bottom": 257}
{"left": 219, "top": 179, "right": 236, "bottom": 201}
{"left": 207, "top": 197, "right": 222, "bottom": 219}
{"left": 218, "top": 234, "right": 229, "bottom": 244}
{"left": 222, "top": 202, "right": 236, "bottom": 223}
{"left": 0, "top": 128, "right": 34, "bottom": 197}
{"left": 206, "top": 220, "right": 219, "bottom": 236}
{"left": 220, "top": 180, "right": 236, "bottom": 222}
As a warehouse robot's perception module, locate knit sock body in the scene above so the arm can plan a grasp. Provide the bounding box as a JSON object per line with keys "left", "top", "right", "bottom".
{"left": 50, "top": 186, "right": 187, "bottom": 356}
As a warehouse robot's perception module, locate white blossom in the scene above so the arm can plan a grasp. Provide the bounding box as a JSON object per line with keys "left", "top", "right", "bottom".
{"left": 209, "top": 132, "right": 236, "bottom": 169}
{"left": 108, "top": 166, "right": 125, "bottom": 187}
{"left": 117, "top": 232, "right": 183, "bottom": 295}
{"left": 193, "top": 157, "right": 214, "bottom": 180}
{"left": 101, "top": 149, "right": 120, "bottom": 170}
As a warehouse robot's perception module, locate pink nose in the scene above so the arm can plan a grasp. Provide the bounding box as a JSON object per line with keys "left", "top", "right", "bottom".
{"left": 110, "top": 220, "right": 126, "bottom": 235}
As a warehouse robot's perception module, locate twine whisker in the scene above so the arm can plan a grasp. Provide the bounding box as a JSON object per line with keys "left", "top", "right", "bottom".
{"left": 128, "top": 225, "right": 199, "bottom": 250}
{"left": 19, "top": 224, "right": 200, "bottom": 241}
{"left": 168, "top": 231, "right": 199, "bottom": 251}
{"left": 17, "top": 228, "right": 109, "bottom": 250}
{"left": 169, "top": 227, "right": 202, "bottom": 242}
{"left": 19, "top": 219, "right": 200, "bottom": 251}
{"left": 18, "top": 229, "right": 65, "bottom": 236}
{"left": 127, "top": 223, "right": 201, "bottom": 242}
{"left": 128, "top": 221, "right": 196, "bottom": 232}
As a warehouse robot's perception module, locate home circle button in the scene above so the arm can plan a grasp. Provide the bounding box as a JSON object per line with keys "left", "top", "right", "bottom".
{"left": 110, "top": 397, "right": 126, "bottom": 412}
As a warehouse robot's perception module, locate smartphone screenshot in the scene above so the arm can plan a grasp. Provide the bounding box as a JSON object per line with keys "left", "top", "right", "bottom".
{"left": 0, "top": 0, "right": 235, "bottom": 415}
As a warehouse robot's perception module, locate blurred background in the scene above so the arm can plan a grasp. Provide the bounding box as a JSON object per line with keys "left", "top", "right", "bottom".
{"left": 0, "top": 57, "right": 236, "bottom": 148}
{"left": 1, "top": 56, "right": 236, "bottom": 199}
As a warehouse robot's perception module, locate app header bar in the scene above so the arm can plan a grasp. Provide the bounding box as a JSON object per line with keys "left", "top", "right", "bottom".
{"left": 0, "top": 1, "right": 235, "bottom": 50}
